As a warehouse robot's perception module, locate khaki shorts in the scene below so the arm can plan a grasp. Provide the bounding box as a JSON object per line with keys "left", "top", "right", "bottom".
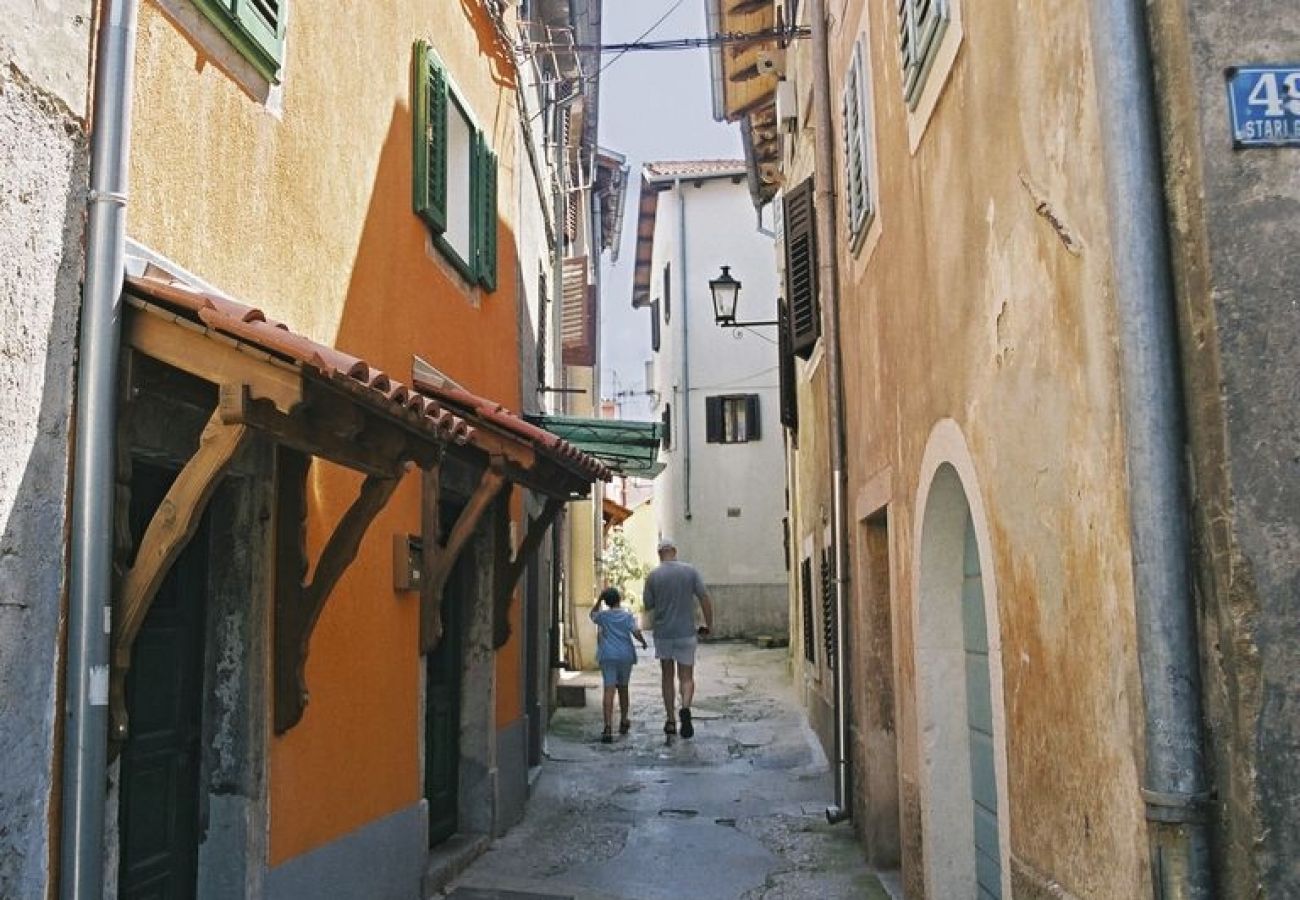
{"left": 653, "top": 636, "right": 697, "bottom": 667}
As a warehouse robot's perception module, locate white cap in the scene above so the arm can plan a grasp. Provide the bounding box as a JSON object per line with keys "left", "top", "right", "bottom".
{"left": 657, "top": 537, "right": 676, "bottom": 552}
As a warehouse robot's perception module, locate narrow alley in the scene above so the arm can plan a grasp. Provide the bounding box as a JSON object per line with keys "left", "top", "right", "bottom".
{"left": 440, "top": 641, "right": 897, "bottom": 900}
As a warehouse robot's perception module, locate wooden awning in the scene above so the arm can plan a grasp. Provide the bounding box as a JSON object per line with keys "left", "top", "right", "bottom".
{"left": 114, "top": 273, "right": 609, "bottom": 736}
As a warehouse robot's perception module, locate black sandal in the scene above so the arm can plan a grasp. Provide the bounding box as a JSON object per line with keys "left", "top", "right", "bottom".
{"left": 619, "top": 719, "right": 631, "bottom": 734}
{"left": 663, "top": 719, "right": 677, "bottom": 735}
{"left": 601, "top": 727, "right": 613, "bottom": 744}
{"left": 680, "top": 707, "right": 694, "bottom": 739}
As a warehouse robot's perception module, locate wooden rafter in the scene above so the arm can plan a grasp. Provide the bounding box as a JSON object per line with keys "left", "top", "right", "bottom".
{"left": 420, "top": 464, "right": 508, "bottom": 652}
{"left": 493, "top": 496, "right": 564, "bottom": 649}
{"left": 274, "top": 450, "right": 405, "bottom": 733}
{"left": 110, "top": 408, "right": 251, "bottom": 741}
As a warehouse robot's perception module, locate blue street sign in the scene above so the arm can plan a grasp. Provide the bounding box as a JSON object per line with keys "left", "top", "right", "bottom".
{"left": 1227, "top": 65, "right": 1300, "bottom": 147}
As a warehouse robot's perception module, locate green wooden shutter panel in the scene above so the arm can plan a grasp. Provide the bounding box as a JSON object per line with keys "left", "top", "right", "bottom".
{"left": 745, "top": 394, "right": 761, "bottom": 441}
{"left": 801, "top": 558, "right": 816, "bottom": 663}
{"left": 193, "top": 0, "right": 282, "bottom": 81}
{"left": 705, "top": 396, "right": 724, "bottom": 444}
{"left": 651, "top": 300, "right": 661, "bottom": 352}
{"left": 899, "top": 0, "right": 948, "bottom": 107}
{"left": 660, "top": 404, "right": 672, "bottom": 450}
{"left": 820, "top": 544, "right": 837, "bottom": 671}
{"left": 478, "top": 145, "right": 499, "bottom": 290}
{"left": 783, "top": 179, "right": 820, "bottom": 358}
{"left": 412, "top": 42, "right": 449, "bottom": 234}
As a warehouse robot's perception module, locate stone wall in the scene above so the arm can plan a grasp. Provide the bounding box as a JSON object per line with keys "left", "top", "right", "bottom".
{"left": 0, "top": 13, "right": 90, "bottom": 895}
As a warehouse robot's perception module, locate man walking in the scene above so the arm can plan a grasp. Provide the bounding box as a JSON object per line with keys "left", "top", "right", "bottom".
{"left": 643, "top": 538, "right": 713, "bottom": 738}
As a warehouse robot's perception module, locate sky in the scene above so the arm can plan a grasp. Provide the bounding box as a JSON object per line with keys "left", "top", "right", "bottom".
{"left": 596, "top": 0, "right": 743, "bottom": 421}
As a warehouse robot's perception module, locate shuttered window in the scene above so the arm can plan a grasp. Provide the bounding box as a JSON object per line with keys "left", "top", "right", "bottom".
{"left": 651, "top": 300, "right": 661, "bottom": 353}
{"left": 801, "top": 557, "right": 816, "bottom": 663}
{"left": 777, "top": 298, "right": 799, "bottom": 436}
{"left": 782, "top": 178, "right": 820, "bottom": 358}
{"left": 706, "top": 395, "right": 762, "bottom": 444}
{"left": 560, "top": 256, "right": 595, "bottom": 365}
{"left": 897, "top": 0, "right": 950, "bottom": 107}
{"left": 841, "top": 37, "right": 875, "bottom": 244}
{"left": 194, "top": 0, "right": 285, "bottom": 82}
{"left": 663, "top": 263, "right": 672, "bottom": 324}
{"left": 660, "top": 404, "right": 673, "bottom": 450}
{"left": 820, "top": 543, "right": 838, "bottom": 671}
{"left": 413, "top": 41, "right": 499, "bottom": 291}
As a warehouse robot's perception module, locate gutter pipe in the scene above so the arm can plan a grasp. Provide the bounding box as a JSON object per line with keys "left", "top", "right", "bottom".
{"left": 806, "top": 0, "right": 852, "bottom": 825}
{"left": 62, "top": 1, "right": 139, "bottom": 897}
{"left": 676, "top": 178, "right": 692, "bottom": 521}
{"left": 1088, "top": 2, "right": 1212, "bottom": 896}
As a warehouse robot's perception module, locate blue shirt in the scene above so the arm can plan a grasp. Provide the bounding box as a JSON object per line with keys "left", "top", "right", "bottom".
{"left": 590, "top": 607, "right": 638, "bottom": 664}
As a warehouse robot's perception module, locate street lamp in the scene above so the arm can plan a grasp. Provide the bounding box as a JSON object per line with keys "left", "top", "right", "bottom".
{"left": 709, "top": 265, "right": 777, "bottom": 328}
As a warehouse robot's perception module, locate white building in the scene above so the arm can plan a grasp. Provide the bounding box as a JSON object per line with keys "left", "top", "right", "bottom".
{"left": 632, "top": 161, "right": 788, "bottom": 639}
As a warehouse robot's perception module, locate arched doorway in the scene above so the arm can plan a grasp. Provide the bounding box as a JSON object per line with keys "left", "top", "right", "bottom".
{"left": 914, "top": 425, "right": 1010, "bottom": 898}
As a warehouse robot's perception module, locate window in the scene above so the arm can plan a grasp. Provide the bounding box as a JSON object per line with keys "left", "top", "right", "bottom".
{"left": 801, "top": 557, "right": 816, "bottom": 663}
{"left": 841, "top": 37, "right": 876, "bottom": 245}
{"left": 782, "top": 178, "right": 819, "bottom": 358}
{"left": 897, "top": 0, "right": 950, "bottom": 107}
{"left": 413, "top": 40, "right": 498, "bottom": 289}
{"left": 662, "top": 263, "right": 672, "bottom": 324}
{"left": 705, "top": 395, "right": 761, "bottom": 444}
{"left": 651, "top": 300, "right": 661, "bottom": 352}
{"left": 820, "top": 543, "right": 838, "bottom": 671}
{"left": 660, "top": 404, "right": 673, "bottom": 450}
{"left": 193, "top": 0, "right": 285, "bottom": 81}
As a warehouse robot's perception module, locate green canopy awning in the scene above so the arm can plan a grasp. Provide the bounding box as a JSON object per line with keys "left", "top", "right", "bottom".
{"left": 527, "top": 415, "right": 665, "bottom": 478}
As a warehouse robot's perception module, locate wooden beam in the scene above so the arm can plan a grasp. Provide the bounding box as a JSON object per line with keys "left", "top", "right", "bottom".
{"left": 420, "top": 465, "right": 507, "bottom": 652}
{"left": 494, "top": 497, "right": 564, "bottom": 648}
{"left": 110, "top": 410, "right": 250, "bottom": 741}
{"left": 128, "top": 306, "right": 302, "bottom": 413}
{"left": 219, "top": 384, "right": 408, "bottom": 479}
{"left": 275, "top": 454, "right": 404, "bottom": 733}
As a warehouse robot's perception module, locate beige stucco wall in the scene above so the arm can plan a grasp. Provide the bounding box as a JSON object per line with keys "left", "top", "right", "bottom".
{"left": 779, "top": 0, "right": 1153, "bottom": 896}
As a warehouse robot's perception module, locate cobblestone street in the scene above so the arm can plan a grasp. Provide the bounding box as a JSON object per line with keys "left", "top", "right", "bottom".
{"left": 441, "top": 641, "right": 898, "bottom": 900}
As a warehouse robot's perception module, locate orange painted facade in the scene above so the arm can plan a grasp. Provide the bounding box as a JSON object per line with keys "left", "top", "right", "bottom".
{"left": 127, "top": 0, "right": 529, "bottom": 866}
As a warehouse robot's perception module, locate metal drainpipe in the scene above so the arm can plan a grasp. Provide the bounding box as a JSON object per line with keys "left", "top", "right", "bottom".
{"left": 806, "top": 0, "right": 852, "bottom": 825}
{"left": 676, "top": 178, "right": 692, "bottom": 522}
{"left": 1088, "top": 1, "right": 1212, "bottom": 896}
{"left": 62, "top": 1, "right": 139, "bottom": 897}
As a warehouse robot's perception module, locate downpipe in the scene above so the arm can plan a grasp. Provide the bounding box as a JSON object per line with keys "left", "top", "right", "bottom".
{"left": 806, "top": 0, "right": 852, "bottom": 826}
{"left": 676, "top": 178, "right": 692, "bottom": 521}
{"left": 62, "top": 1, "right": 139, "bottom": 897}
{"left": 1088, "top": 0, "right": 1212, "bottom": 896}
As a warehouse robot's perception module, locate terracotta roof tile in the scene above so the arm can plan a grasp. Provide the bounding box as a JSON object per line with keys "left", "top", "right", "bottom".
{"left": 123, "top": 274, "right": 608, "bottom": 484}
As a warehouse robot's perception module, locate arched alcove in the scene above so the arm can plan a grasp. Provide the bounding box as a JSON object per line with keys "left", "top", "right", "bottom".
{"left": 913, "top": 421, "right": 1010, "bottom": 898}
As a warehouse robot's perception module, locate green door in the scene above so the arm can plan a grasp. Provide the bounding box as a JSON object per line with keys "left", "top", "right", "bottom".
{"left": 425, "top": 502, "right": 467, "bottom": 846}
{"left": 118, "top": 464, "right": 209, "bottom": 900}
{"left": 962, "top": 512, "right": 1002, "bottom": 899}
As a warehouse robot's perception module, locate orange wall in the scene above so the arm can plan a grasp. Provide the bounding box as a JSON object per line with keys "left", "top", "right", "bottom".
{"left": 128, "top": 0, "right": 525, "bottom": 865}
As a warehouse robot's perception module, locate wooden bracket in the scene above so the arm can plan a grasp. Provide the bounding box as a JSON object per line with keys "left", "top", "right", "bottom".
{"left": 493, "top": 496, "right": 564, "bottom": 649}
{"left": 274, "top": 451, "right": 404, "bottom": 733}
{"left": 110, "top": 409, "right": 250, "bottom": 742}
{"left": 420, "top": 464, "right": 508, "bottom": 653}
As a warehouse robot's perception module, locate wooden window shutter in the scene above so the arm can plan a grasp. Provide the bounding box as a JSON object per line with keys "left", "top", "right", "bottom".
{"left": 476, "top": 139, "right": 499, "bottom": 291}
{"left": 660, "top": 404, "right": 672, "bottom": 450}
{"left": 232, "top": 0, "right": 284, "bottom": 74}
{"left": 898, "top": 0, "right": 948, "bottom": 106}
{"left": 705, "top": 396, "right": 724, "bottom": 444}
{"left": 783, "top": 178, "right": 820, "bottom": 358}
{"left": 663, "top": 263, "right": 672, "bottom": 323}
{"left": 801, "top": 557, "right": 816, "bottom": 663}
{"left": 651, "top": 300, "right": 661, "bottom": 352}
{"left": 412, "top": 41, "right": 448, "bottom": 233}
{"left": 841, "top": 38, "right": 873, "bottom": 240}
{"left": 778, "top": 298, "right": 799, "bottom": 434}
{"left": 820, "top": 543, "right": 838, "bottom": 671}
{"left": 745, "top": 395, "right": 762, "bottom": 441}
{"left": 561, "top": 256, "right": 595, "bottom": 365}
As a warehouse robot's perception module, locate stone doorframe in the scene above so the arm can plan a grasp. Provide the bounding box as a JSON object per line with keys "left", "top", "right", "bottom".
{"left": 911, "top": 418, "right": 1012, "bottom": 898}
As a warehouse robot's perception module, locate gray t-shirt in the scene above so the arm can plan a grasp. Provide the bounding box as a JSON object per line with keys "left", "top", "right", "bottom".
{"left": 643, "top": 560, "right": 707, "bottom": 640}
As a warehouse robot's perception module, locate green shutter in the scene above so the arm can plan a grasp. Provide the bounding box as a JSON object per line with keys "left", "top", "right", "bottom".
{"left": 705, "top": 396, "right": 724, "bottom": 444}
{"left": 476, "top": 141, "right": 498, "bottom": 291}
{"left": 413, "top": 41, "right": 448, "bottom": 233}
{"left": 194, "top": 0, "right": 283, "bottom": 82}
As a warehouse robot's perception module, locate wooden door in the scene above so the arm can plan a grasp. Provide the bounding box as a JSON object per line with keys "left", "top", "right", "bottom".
{"left": 425, "top": 502, "right": 468, "bottom": 846}
{"left": 118, "top": 463, "right": 209, "bottom": 900}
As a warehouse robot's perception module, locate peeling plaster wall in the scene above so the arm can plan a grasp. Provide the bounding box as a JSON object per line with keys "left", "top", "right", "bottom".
{"left": 0, "top": 6, "right": 92, "bottom": 896}
{"left": 1146, "top": 2, "right": 1300, "bottom": 896}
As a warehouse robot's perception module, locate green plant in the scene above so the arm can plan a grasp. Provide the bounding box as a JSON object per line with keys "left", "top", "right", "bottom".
{"left": 601, "top": 526, "right": 651, "bottom": 610}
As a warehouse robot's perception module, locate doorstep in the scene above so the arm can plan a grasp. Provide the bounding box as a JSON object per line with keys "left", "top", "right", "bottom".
{"left": 423, "top": 833, "right": 491, "bottom": 897}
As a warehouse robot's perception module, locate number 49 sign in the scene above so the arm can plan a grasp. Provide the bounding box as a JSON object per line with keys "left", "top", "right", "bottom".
{"left": 1227, "top": 65, "right": 1300, "bottom": 148}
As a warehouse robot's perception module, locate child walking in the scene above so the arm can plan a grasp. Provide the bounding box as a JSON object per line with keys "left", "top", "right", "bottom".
{"left": 590, "top": 587, "right": 648, "bottom": 743}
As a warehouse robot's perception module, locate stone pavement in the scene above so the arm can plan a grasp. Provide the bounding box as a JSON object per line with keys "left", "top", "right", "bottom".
{"left": 439, "top": 640, "right": 899, "bottom": 900}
